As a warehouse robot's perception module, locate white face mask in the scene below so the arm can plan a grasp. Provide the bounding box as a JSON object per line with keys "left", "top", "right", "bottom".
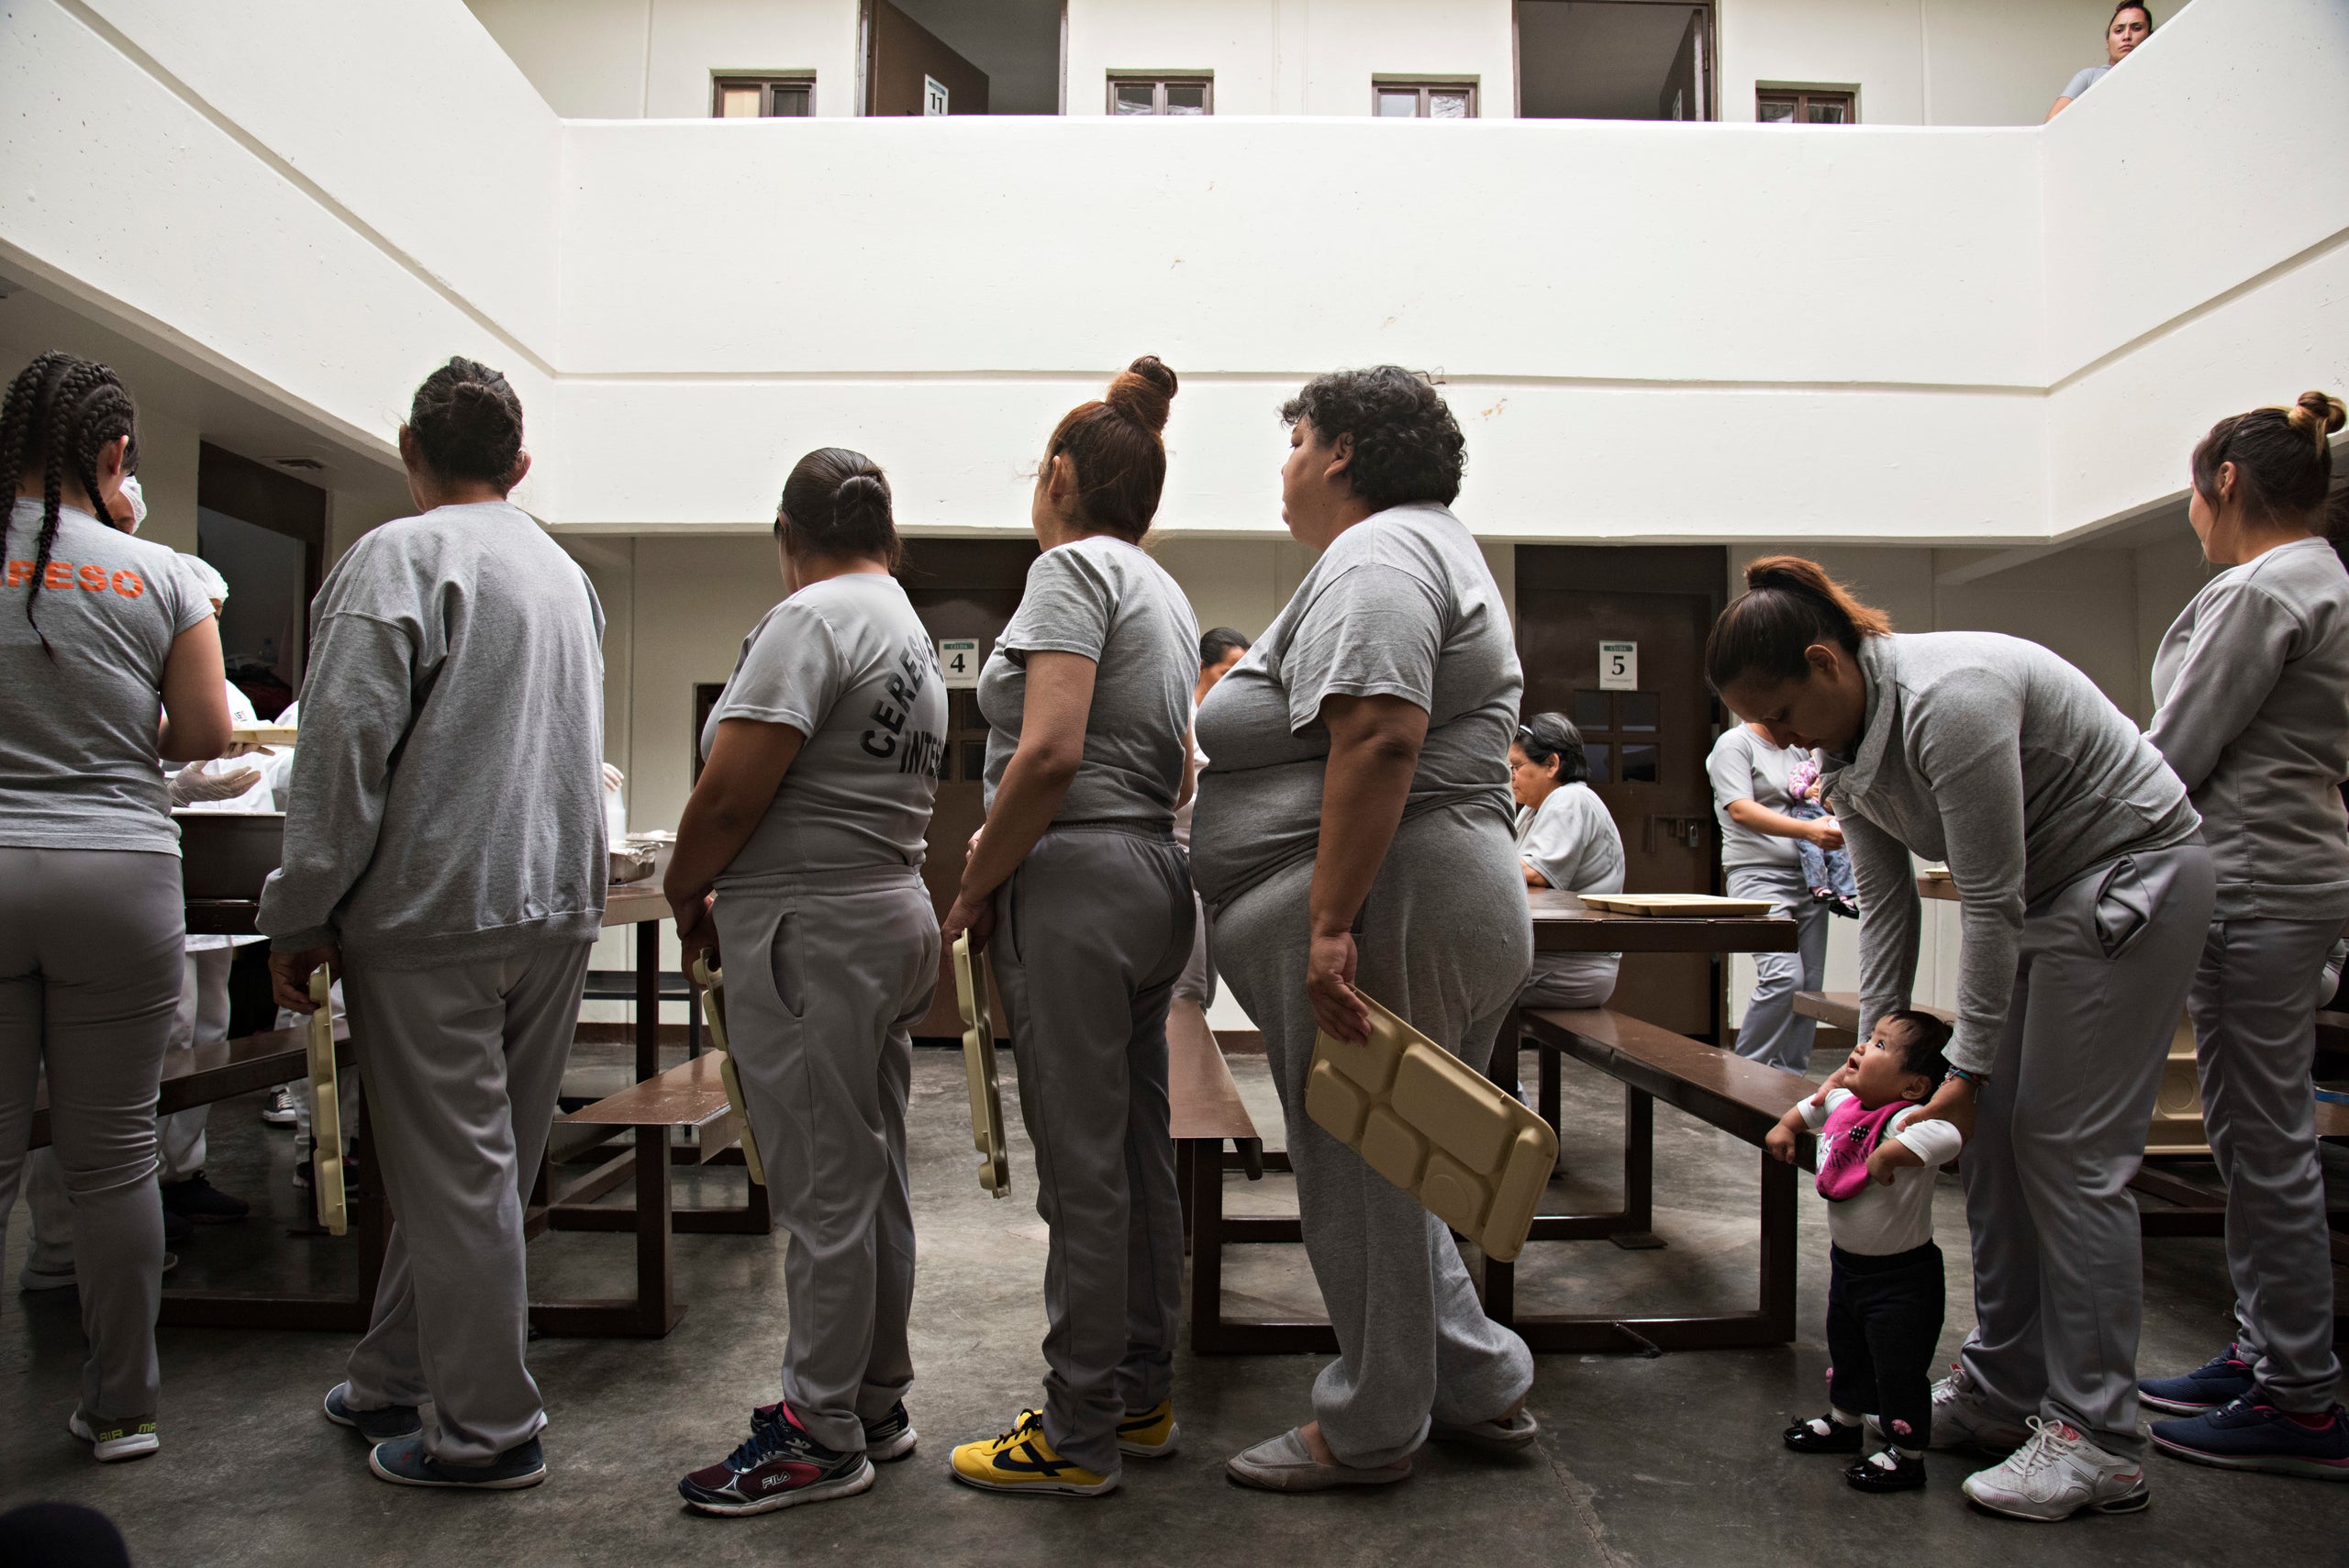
{"left": 118, "top": 474, "right": 148, "bottom": 532}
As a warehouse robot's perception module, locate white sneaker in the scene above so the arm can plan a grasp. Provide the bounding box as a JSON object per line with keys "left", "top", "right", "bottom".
{"left": 1930, "top": 1367, "right": 2032, "bottom": 1452}
{"left": 1961, "top": 1417, "right": 2149, "bottom": 1521}
{"left": 70, "top": 1408, "right": 161, "bottom": 1462}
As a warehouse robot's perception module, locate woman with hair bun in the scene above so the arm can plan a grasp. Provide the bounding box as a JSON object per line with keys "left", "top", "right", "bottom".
{"left": 941, "top": 357, "right": 1200, "bottom": 1498}
{"left": 262, "top": 357, "right": 608, "bottom": 1493}
{"left": 667, "top": 449, "right": 947, "bottom": 1516}
{"left": 2136, "top": 392, "right": 2349, "bottom": 1478}
{"left": 1193, "top": 367, "right": 1535, "bottom": 1493}
{"left": 0, "top": 351, "right": 231, "bottom": 1463}
{"left": 1705, "top": 556, "right": 2211, "bottom": 1521}
{"left": 1509, "top": 712, "right": 1626, "bottom": 1009}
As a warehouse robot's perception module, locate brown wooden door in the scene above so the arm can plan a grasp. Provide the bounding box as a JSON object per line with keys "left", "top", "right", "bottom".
{"left": 901, "top": 539, "right": 1035, "bottom": 1039}
{"left": 1517, "top": 546, "right": 1726, "bottom": 1038}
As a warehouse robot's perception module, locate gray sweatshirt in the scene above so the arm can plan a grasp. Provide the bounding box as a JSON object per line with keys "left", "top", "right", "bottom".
{"left": 2146, "top": 538, "right": 2349, "bottom": 924}
{"left": 1820, "top": 633, "right": 2199, "bottom": 1075}
{"left": 259, "top": 502, "right": 608, "bottom": 969}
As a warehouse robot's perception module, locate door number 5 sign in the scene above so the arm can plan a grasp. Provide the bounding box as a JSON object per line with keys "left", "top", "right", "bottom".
{"left": 938, "top": 638, "right": 980, "bottom": 690}
{"left": 1598, "top": 639, "right": 1638, "bottom": 692}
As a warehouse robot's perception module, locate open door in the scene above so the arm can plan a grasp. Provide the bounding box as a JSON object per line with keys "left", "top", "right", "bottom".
{"left": 864, "top": 0, "right": 988, "bottom": 116}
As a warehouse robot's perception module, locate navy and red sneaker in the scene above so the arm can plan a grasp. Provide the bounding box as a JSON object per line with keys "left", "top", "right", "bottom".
{"left": 2140, "top": 1343, "right": 2255, "bottom": 1416}
{"left": 679, "top": 1403, "right": 875, "bottom": 1517}
{"left": 2150, "top": 1394, "right": 2349, "bottom": 1482}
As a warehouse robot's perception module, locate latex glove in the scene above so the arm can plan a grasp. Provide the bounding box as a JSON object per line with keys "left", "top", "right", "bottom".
{"left": 170, "top": 762, "right": 262, "bottom": 806}
{"left": 602, "top": 762, "right": 626, "bottom": 793}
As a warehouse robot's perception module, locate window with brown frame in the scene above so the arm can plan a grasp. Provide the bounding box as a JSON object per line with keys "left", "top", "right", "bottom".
{"left": 714, "top": 76, "right": 814, "bottom": 117}
{"left": 1756, "top": 87, "right": 1854, "bottom": 124}
{"left": 1108, "top": 74, "right": 1212, "bottom": 116}
{"left": 1374, "top": 80, "right": 1477, "bottom": 119}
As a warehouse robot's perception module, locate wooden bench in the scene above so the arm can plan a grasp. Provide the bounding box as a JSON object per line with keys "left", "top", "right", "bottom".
{"left": 1167, "top": 1001, "right": 1331, "bottom": 1354}
{"left": 30, "top": 1022, "right": 389, "bottom": 1333}
{"left": 529, "top": 1050, "right": 764, "bottom": 1339}
{"left": 1499, "top": 1007, "right": 1817, "bottom": 1352}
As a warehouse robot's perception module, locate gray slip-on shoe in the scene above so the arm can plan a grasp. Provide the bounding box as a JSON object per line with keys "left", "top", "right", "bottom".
{"left": 1430, "top": 1409, "right": 1540, "bottom": 1453}
{"left": 1225, "top": 1429, "right": 1410, "bottom": 1493}
{"left": 324, "top": 1382, "right": 425, "bottom": 1443}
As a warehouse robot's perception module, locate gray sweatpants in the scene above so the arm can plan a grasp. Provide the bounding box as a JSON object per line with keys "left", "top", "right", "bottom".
{"left": 990, "top": 825, "right": 1193, "bottom": 1475}
{"left": 1958, "top": 841, "right": 2215, "bottom": 1459}
{"left": 340, "top": 939, "right": 595, "bottom": 1464}
{"left": 1517, "top": 951, "right": 1620, "bottom": 1011}
{"left": 1174, "top": 886, "right": 1217, "bottom": 1006}
{"left": 0, "top": 847, "right": 183, "bottom": 1421}
{"left": 1216, "top": 808, "right": 1536, "bottom": 1470}
{"left": 713, "top": 866, "right": 939, "bottom": 1454}
{"left": 2189, "top": 915, "right": 2344, "bottom": 1413}
{"left": 1727, "top": 864, "right": 1829, "bottom": 1071}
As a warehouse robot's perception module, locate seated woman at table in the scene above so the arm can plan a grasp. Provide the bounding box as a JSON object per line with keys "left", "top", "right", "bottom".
{"left": 262, "top": 358, "right": 607, "bottom": 1493}
{"left": 1192, "top": 366, "right": 1534, "bottom": 1493}
{"left": 1509, "top": 712, "right": 1624, "bottom": 1010}
{"left": 0, "top": 352, "right": 230, "bottom": 1464}
{"left": 1707, "top": 555, "right": 2210, "bottom": 1524}
{"left": 666, "top": 450, "right": 945, "bottom": 1516}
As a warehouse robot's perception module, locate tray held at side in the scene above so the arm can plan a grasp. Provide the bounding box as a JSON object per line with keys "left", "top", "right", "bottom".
{"left": 691, "top": 954, "right": 766, "bottom": 1185}
{"left": 953, "top": 934, "right": 1011, "bottom": 1199}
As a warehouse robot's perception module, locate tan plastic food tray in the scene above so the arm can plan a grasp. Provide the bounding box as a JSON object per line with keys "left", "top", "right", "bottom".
{"left": 1306, "top": 994, "right": 1558, "bottom": 1262}
{"left": 690, "top": 955, "right": 766, "bottom": 1185}
{"left": 306, "top": 968, "right": 346, "bottom": 1237}
{"left": 229, "top": 724, "right": 298, "bottom": 748}
{"left": 1577, "top": 893, "right": 1774, "bottom": 917}
{"left": 953, "top": 934, "right": 1011, "bottom": 1199}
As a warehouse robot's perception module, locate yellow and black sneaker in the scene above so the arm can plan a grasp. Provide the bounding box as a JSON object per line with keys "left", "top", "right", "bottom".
{"left": 1117, "top": 1401, "right": 1179, "bottom": 1460}
{"left": 949, "top": 1408, "right": 1117, "bottom": 1497}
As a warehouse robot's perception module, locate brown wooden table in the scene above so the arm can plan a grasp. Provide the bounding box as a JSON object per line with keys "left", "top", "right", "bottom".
{"left": 1489, "top": 891, "right": 1800, "bottom": 1346}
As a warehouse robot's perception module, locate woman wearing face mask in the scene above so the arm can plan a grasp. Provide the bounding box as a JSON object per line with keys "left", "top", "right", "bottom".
{"left": 941, "top": 357, "right": 1199, "bottom": 1499}
{"left": 1705, "top": 557, "right": 2211, "bottom": 1523}
{"left": 2133, "top": 392, "right": 2349, "bottom": 1479}
{"left": 2047, "top": 4, "right": 2154, "bottom": 119}
{"left": 0, "top": 350, "right": 232, "bottom": 1462}
{"left": 1191, "top": 367, "right": 1535, "bottom": 1493}
{"left": 666, "top": 450, "right": 946, "bottom": 1517}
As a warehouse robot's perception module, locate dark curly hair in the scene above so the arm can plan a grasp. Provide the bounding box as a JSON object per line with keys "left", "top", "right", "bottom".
{"left": 1279, "top": 366, "right": 1465, "bottom": 510}
{"left": 406, "top": 357, "right": 523, "bottom": 487}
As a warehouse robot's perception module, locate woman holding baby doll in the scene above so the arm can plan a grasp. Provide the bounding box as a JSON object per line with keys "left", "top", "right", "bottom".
{"left": 1707, "top": 557, "right": 2212, "bottom": 1524}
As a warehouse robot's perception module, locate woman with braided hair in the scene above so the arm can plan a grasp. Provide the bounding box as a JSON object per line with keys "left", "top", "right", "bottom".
{"left": 0, "top": 350, "right": 233, "bottom": 1463}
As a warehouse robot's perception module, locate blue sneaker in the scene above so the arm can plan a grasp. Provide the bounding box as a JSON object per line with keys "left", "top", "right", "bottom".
{"left": 369, "top": 1433, "right": 548, "bottom": 1490}
{"left": 2151, "top": 1395, "right": 2349, "bottom": 1482}
{"left": 323, "top": 1382, "right": 423, "bottom": 1443}
{"left": 2140, "top": 1343, "right": 2255, "bottom": 1416}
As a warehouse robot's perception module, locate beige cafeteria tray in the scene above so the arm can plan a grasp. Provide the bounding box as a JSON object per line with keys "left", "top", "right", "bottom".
{"left": 306, "top": 968, "right": 346, "bottom": 1237}
{"left": 229, "top": 724, "right": 298, "bottom": 748}
{"left": 1305, "top": 994, "right": 1558, "bottom": 1262}
{"left": 1577, "top": 893, "right": 1775, "bottom": 917}
{"left": 691, "top": 954, "right": 766, "bottom": 1185}
{"left": 954, "top": 934, "right": 1011, "bottom": 1199}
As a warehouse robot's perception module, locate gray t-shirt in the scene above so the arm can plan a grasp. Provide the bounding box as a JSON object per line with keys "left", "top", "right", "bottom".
{"left": 1190, "top": 503, "right": 1521, "bottom": 905}
{"left": 1708, "top": 725, "right": 1804, "bottom": 871}
{"left": 979, "top": 534, "right": 1198, "bottom": 829}
{"left": 2061, "top": 64, "right": 2110, "bottom": 100}
{"left": 0, "top": 500, "right": 212, "bottom": 854}
{"left": 702, "top": 573, "right": 946, "bottom": 879}
{"left": 2147, "top": 537, "right": 2349, "bottom": 923}
{"left": 1516, "top": 783, "right": 1625, "bottom": 896}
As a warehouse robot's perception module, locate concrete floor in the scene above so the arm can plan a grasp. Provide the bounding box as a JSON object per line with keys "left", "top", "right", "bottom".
{"left": 4, "top": 1044, "right": 2342, "bottom": 1567}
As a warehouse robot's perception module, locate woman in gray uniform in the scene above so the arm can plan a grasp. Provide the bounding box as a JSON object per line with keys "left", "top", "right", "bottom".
{"left": 1707, "top": 720, "right": 1838, "bottom": 1069}
{"left": 2137, "top": 392, "right": 2349, "bottom": 1478}
{"left": 1707, "top": 556, "right": 2212, "bottom": 1523}
{"left": 0, "top": 351, "right": 231, "bottom": 1462}
{"left": 941, "top": 358, "right": 1199, "bottom": 1498}
{"left": 1510, "top": 713, "right": 1625, "bottom": 1009}
{"left": 1194, "top": 367, "right": 1535, "bottom": 1493}
{"left": 262, "top": 359, "right": 607, "bottom": 1493}
{"left": 668, "top": 450, "right": 945, "bottom": 1515}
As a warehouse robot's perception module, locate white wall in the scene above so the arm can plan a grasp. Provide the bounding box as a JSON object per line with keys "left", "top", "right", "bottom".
{"left": 1065, "top": 0, "right": 1283, "bottom": 115}
{"left": 1717, "top": 0, "right": 2120, "bottom": 125}
{"left": 466, "top": 0, "right": 863, "bottom": 118}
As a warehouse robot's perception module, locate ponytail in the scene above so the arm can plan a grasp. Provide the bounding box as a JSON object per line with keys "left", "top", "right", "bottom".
{"left": 0, "top": 351, "right": 139, "bottom": 659}
{"left": 2191, "top": 391, "right": 2342, "bottom": 531}
{"left": 777, "top": 447, "right": 902, "bottom": 570}
{"left": 1042, "top": 355, "right": 1179, "bottom": 542}
{"left": 1705, "top": 555, "right": 1891, "bottom": 693}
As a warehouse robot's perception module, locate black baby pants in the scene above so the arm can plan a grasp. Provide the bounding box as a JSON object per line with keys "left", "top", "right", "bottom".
{"left": 1827, "top": 1240, "right": 1944, "bottom": 1450}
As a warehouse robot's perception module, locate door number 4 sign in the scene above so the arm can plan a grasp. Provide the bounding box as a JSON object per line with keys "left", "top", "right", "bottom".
{"left": 939, "top": 638, "right": 980, "bottom": 690}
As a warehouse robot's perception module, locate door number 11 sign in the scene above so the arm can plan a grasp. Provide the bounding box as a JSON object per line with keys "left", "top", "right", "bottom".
{"left": 1598, "top": 640, "right": 1638, "bottom": 691}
